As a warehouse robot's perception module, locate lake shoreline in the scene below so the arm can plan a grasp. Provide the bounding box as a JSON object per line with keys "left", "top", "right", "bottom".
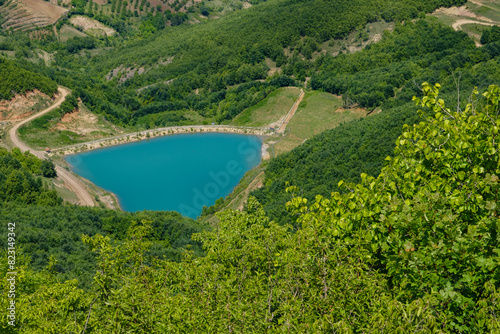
{"left": 50, "top": 125, "right": 273, "bottom": 159}
{"left": 64, "top": 132, "right": 264, "bottom": 218}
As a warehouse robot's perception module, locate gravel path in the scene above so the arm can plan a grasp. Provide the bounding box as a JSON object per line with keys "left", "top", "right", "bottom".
{"left": 8, "top": 87, "right": 95, "bottom": 207}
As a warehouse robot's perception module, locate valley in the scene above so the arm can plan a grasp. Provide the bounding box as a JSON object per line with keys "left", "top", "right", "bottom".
{"left": 1, "top": 0, "right": 500, "bottom": 331}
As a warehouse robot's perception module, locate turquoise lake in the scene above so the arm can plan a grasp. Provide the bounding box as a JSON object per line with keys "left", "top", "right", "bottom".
{"left": 65, "top": 133, "right": 262, "bottom": 218}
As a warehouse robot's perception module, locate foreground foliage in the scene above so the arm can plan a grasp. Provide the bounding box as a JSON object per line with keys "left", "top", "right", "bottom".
{"left": 1, "top": 85, "right": 499, "bottom": 332}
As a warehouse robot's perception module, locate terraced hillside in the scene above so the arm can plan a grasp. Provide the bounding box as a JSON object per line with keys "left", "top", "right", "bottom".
{"left": 0, "top": 0, "right": 67, "bottom": 31}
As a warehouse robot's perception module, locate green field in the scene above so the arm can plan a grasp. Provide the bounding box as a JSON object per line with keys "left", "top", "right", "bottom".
{"left": 271, "top": 91, "right": 367, "bottom": 155}
{"left": 231, "top": 87, "right": 301, "bottom": 127}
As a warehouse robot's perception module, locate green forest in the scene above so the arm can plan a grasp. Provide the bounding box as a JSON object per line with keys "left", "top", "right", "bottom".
{"left": 1, "top": 0, "right": 469, "bottom": 128}
{"left": 2, "top": 0, "right": 500, "bottom": 331}
{"left": 0, "top": 59, "right": 58, "bottom": 100}
{"left": 1, "top": 85, "right": 499, "bottom": 332}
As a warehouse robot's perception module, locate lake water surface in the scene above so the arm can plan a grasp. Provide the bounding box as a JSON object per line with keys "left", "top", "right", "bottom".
{"left": 65, "top": 133, "right": 262, "bottom": 218}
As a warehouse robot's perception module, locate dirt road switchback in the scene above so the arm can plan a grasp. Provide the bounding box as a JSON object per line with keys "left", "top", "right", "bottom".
{"left": 8, "top": 87, "right": 95, "bottom": 207}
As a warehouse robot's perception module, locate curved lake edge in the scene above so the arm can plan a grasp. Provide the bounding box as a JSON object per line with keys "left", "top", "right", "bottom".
{"left": 61, "top": 130, "right": 268, "bottom": 217}
{"left": 49, "top": 125, "right": 274, "bottom": 159}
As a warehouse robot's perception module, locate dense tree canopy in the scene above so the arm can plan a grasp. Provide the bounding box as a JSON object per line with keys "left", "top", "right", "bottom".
{"left": 0, "top": 148, "right": 207, "bottom": 288}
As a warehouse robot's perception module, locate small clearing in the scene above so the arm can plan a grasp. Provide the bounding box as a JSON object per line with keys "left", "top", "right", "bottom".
{"left": 453, "top": 19, "right": 494, "bottom": 44}
{"left": 434, "top": 5, "right": 493, "bottom": 21}
{"left": 19, "top": 0, "right": 67, "bottom": 23}
{"left": 0, "top": 0, "right": 67, "bottom": 31}
{"left": 54, "top": 103, "right": 122, "bottom": 136}
{"left": 69, "top": 15, "right": 116, "bottom": 37}
{"left": 272, "top": 91, "right": 367, "bottom": 156}
{"left": 431, "top": 2, "right": 500, "bottom": 44}
{"left": 37, "top": 50, "right": 54, "bottom": 64}
{"left": 57, "top": 24, "right": 87, "bottom": 42}
{"left": 106, "top": 64, "right": 146, "bottom": 83}
{"left": 265, "top": 58, "right": 279, "bottom": 76}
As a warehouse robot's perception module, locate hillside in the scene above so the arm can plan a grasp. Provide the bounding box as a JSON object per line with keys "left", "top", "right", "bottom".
{"left": 1, "top": 84, "right": 499, "bottom": 332}
{"left": 0, "top": 0, "right": 467, "bottom": 129}
{"left": 0, "top": 0, "right": 67, "bottom": 31}
{"left": 0, "top": 147, "right": 207, "bottom": 289}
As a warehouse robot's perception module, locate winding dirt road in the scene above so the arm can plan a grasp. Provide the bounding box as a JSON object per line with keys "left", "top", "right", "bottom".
{"left": 8, "top": 87, "right": 95, "bottom": 207}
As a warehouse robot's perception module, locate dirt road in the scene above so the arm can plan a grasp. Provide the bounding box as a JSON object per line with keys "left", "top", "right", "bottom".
{"left": 8, "top": 87, "right": 95, "bottom": 207}
{"left": 276, "top": 89, "right": 305, "bottom": 134}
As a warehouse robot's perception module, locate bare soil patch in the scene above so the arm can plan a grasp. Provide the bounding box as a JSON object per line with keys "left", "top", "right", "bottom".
{"left": 19, "top": 0, "right": 67, "bottom": 23}
{"left": 434, "top": 5, "right": 493, "bottom": 22}
{"left": 0, "top": 90, "right": 51, "bottom": 120}
{"left": 69, "top": 15, "right": 116, "bottom": 36}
